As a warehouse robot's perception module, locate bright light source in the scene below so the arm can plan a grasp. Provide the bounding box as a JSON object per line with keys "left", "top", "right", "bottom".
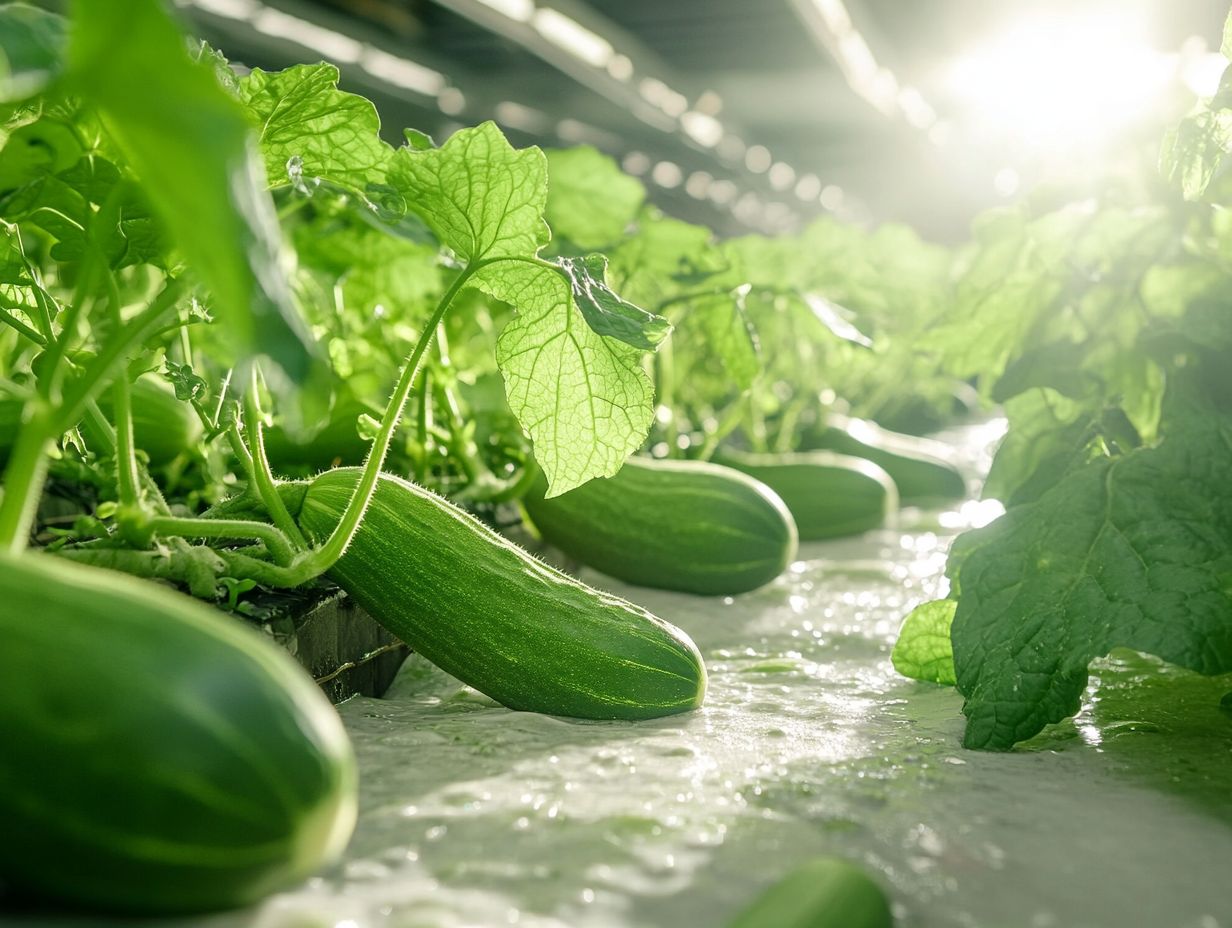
{"left": 947, "top": 10, "right": 1173, "bottom": 151}
{"left": 768, "top": 162, "right": 796, "bottom": 191}
{"left": 795, "top": 173, "right": 822, "bottom": 201}
{"left": 252, "top": 8, "right": 362, "bottom": 62}
{"left": 494, "top": 101, "right": 550, "bottom": 132}
{"left": 681, "top": 111, "right": 724, "bottom": 148}
{"left": 994, "top": 167, "right": 1020, "bottom": 197}
{"left": 639, "top": 78, "right": 688, "bottom": 117}
{"left": 651, "top": 161, "right": 683, "bottom": 189}
{"left": 744, "top": 145, "right": 772, "bottom": 173}
{"left": 475, "top": 0, "right": 534, "bottom": 23}
{"left": 607, "top": 54, "right": 634, "bottom": 81}
{"left": 190, "top": 0, "right": 258, "bottom": 19}
{"left": 810, "top": 0, "right": 851, "bottom": 36}
{"left": 360, "top": 47, "right": 447, "bottom": 96}
{"left": 897, "top": 86, "right": 936, "bottom": 129}
{"left": 819, "top": 184, "right": 843, "bottom": 210}
{"left": 622, "top": 151, "right": 651, "bottom": 175}
{"left": 685, "top": 171, "right": 713, "bottom": 199}
{"left": 437, "top": 87, "right": 466, "bottom": 115}
{"left": 533, "top": 8, "right": 613, "bottom": 68}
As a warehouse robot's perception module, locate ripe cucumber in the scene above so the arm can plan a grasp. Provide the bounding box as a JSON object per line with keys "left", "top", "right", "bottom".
{"left": 728, "top": 857, "right": 894, "bottom": 928}
{"left": 522, "top": 457, "right": 798, "bottom": 595}
{"left": 0, "top": 552, "right": 356, "bottom": 914}
{"left": 284, "top": 468, "right": 706, "bottom": 720}
{"left": 804, "top": 413, "right": 966, "bottom": 504}
{"left": 715, "top": 449, "right": 897, "bottom": 541}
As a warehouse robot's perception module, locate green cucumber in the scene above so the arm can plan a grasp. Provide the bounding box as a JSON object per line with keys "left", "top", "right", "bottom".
{"left": 728, "top": 857, "right": 894, "bottom": 928}
{"left": 522, "top": 457, "right": 798, "bottom": 596}
{"left": 804, "top": 413, "right": 966, "bottom": 504}
{"left": 104, "top": 375, "right": 203, "bottom": 465}
{"left": 284, "top": 468, "right": 706, "bottom": 720}
{"left": 715, "top": 449, "right": 897, "bottom": 541}
{"left": 264, "top": 395, "right": 378, "bottom": 474}
{"left": 0, "top": 552, "right": 356, "bottom": 914}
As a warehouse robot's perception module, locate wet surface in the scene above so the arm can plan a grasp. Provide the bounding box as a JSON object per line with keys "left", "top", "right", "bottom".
{"left": 11, "top": 421, "right": 1232, "bottom": 928}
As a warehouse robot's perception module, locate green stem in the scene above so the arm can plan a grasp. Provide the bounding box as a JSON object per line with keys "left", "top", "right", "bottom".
{"left": 81, "top": 399, "right": 171, "bottom": 515}
{"left": 243, "top": 365, "right": 308, "bottom": 549}
{"left": 656, "top": 335, "right": 679, "bottom": 456}
{"left": 696, "top": 399, "right": 748, "bottom": 462}
{"left": 112, "top": 374, "right": 140, "bottom": 509}
{"left": 289, "top": 260, "right": 481, "bottom": 583}
{"left": 0, "top": 306, "right": 46, "bottom": 345}
{"left": 54, "top": 281, "right": 184, "bottom": 434}
{"left": 0, "top": 403, "right": 53, "bottom": 553}
{"left": 145, "top": 515, "right": 296, "bottom": 566}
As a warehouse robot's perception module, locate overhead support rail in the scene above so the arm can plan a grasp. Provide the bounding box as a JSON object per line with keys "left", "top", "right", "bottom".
{"left": 787, "top": 0, "right": 939, "bottom": 132}
{"left": 177, "top": 0, "right": 865, "bottom": 231}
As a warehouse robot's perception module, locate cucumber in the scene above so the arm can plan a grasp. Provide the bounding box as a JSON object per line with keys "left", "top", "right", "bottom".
{"left": 104, "top": 375, "right": 203, "bottom": 465}
{"left": 264, "top": 395, "right": 378, "bottom": 474}
{"left": 284, "top": 468, "right": 706, "bottom": 720}
{"left": 803, "top": 413, "right": 966, "bottom": 504}
{"left": 0, "top": 552, "right": 356, "bottom": 914}
{"left": 728, "top": 857, "right": 894, "bottom": 928}
{"left": 522, "top": 457, "right": 798, "bottom": 595}
{"left": 715, "top": 449, "right": 897, "bottom": 541}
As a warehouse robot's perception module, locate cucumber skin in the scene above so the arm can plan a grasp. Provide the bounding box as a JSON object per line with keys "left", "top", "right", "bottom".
{"left": 716, "top": 449, "right": 897, "bottom": 541}
{"left": 0, "top": 553, "right": 356, "bottom": 914}
{"left": 728, "top": 857, "right": 894, "bottom": 928}
{"left": 804, "top": 414, "right": 966, "bottom": 504}
{"left": 290, "top": 468, "right": 707, "bottom": 720}
{"left": 523, "top": 457, "right": 798, "bottom": 596}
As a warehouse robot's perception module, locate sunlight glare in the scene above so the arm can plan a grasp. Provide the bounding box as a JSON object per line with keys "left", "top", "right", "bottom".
{"left": 947, "top": 10, "right": 1173, "bottom": 151}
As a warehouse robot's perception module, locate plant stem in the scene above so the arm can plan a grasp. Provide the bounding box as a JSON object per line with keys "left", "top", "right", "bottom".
{"left": 243, "top": 364, "right": 308, "bottom": 549}
{"left": 0, "top": 306, "right": 46, "bottom": 345}
{"left": 145, "top": 515, "right": 296, "bottom": 566}
{"left": 55, "top": 281, "right": 184, "bottom": 434}
{"left": 112, "top": 374, "right": 140, "bottom": 509}
{"left": 290, "top": 260, "right": 480, "bottom": 582}
{"left": 0, "top": 403, "right": 53, "bottom": 553}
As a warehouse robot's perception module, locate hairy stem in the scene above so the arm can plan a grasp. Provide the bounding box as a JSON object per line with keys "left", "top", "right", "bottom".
{"left": 243, "top": 364, "right": 308, "bottom": 549}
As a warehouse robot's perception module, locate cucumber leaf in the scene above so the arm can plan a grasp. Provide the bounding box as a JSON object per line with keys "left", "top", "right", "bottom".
{"left": 545, "top": 146, "right": 643, "bottom": 250}
{"left": 475, "top": 259, "right": 654, "bottom": 497}
{"left": 388, "top": 121, "right": 549, "bottom": 262}
{"left": 66, "top": 0, "right": 315, "bottom": 382}
{"left": 238, "top": 63, "right": 391, "bottom": 190}
{"left": 0, "top": 3, "right": 66, "bottom": 102}
{"left": 951, "top": 409, "right": 1232, "bottom": 750}
{"left": 892, "top": 599, "right": 957, "bottom": 686}
{"left": 555, "top": 254, "right": 669, "bottom": 351}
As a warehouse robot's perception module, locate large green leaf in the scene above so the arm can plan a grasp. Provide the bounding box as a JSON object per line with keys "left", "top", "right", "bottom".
{"left": 951, "top": 409, "right": 1232, "bottom": 750}
{"left": 66, "top": 0, "right": 314, "bottom": 381}
{"left": 476, "top": 260, "right": 654, "bottom": 496}
{"left": 388, "top": 121, "right": 549, "bottom": 262}
{"left": 239, "top": 63, "right": 390, "bottom": 191}
{"left": 0, "top": 4, "right": 66, "bottom": 102}
{"left": 545, "top": 146, "right": 643, "bottom": 249}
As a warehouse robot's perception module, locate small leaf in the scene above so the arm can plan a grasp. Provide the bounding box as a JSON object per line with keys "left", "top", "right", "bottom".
{"left": 892, "top": 600, "right": 957, "bottom": 686}
{"left": 0, "top": 4, "right": 67, "bottom": 102}
{"left": 556, "top": 254, "right": 670, "bottom": 351}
